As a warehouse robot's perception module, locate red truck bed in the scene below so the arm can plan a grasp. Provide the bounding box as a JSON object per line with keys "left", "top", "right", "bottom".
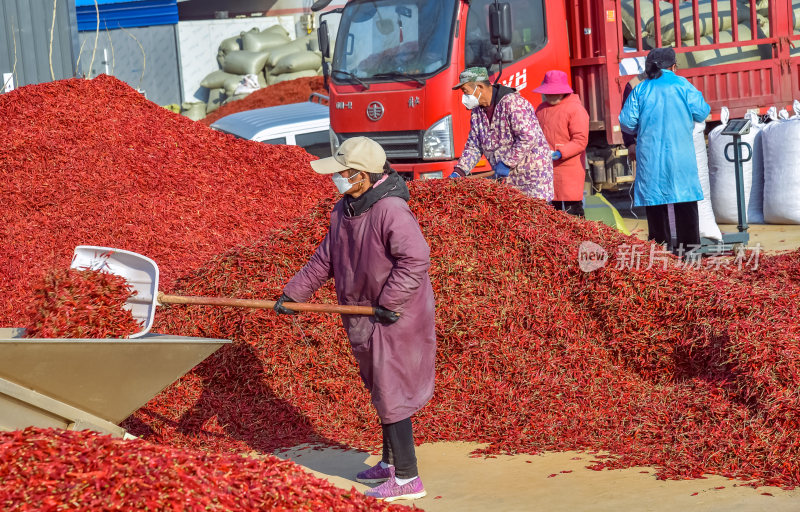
{"left": 569, "top": 0, "right": 799, "bottom": 146}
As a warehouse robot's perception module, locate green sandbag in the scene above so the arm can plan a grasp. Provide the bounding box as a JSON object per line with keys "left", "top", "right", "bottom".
{"left": 200, "top": 70, "right": 243, "bottom": 89}
{"left": 222, "top": 50, "right": 271, "bottom": 75}
{"left": 795, "top": 1, "right": 800, "bottom": 31}
{"left": 272, "top": 50, "right": 322, "bottom": 75}
{"left": 206, "top": 88, "right": 227, "bottom": 113}
{"left": 262, "top": 24, "right": 290, "bottom": 37}
{"left": 218, "top": 34, "right": 242, "bottom": 54}
{"left": 620, "top": 0, "right": 669, "bottom": 43}
{"left": 242, "top": 30, "right": 291, "bottom": 52}
{"left": 673, "top": 24, "right": 771, "bottom": 68}
{"left": 181, "top": 102, "right": 207, "bottom": 121}
{"left": 223, "top": 93, "right": 251, "bottom": 105}
{"left": 266, "top": 38, "right": 311, "bottom": 68}
{"left": 266, "top": 69, "right": 318, "bottom": 85}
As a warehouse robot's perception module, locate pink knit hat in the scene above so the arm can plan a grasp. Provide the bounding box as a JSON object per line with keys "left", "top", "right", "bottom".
{"left": 532, "top": 70, "right": 574, "bottom": 95}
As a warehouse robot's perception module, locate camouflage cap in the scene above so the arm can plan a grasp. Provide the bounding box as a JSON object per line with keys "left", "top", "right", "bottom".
{"left": 452, "top": 67, "right": 490, "bottom": 90}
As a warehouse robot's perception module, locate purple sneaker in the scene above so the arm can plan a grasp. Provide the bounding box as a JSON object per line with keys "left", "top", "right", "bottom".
{"left": 356, "top": 462, "right": 393, "bottom": 483}
{"left": 364, "top": 474, "right": 426, "bottom": 502}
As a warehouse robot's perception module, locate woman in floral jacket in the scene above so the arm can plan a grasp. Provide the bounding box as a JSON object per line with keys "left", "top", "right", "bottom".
{"left": 450, "top": 67, "right": 554, "bottom": 200}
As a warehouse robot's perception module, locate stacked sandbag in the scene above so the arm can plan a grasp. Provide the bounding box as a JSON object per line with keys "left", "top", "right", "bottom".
{"left": 265, "top": 31, "right": 322, "bottom": 85}
{"left": 693, "top": 121, "right": 722, "bottom": 240}
{"left": 242, "top": 24, "right": 291, "bottom": 52}
{"left": 762, "top": 100, "right": 800, "bottom": 224}
{"left": 645, "top": 0, "right": 750, "bottom": 46}
{"left": 206, "top": 88, "right": 227, "bottom": 113}
{"left": 200, "top": 26, "right": 322, "bottom": 113}
{"left": 217, "top": 32, "right": 244, "bottom": 68}
{"left": 621, "top": 0, "right": 750, "bottom": 47}
{"left": 181, "top": 102, "right": 207, "bottom": 122}
{"left": 201, "top": 26, "right": 287, "bottom": 114}
{"left": 708, "top": 109, "right": 765, "bottom": 224}
{"left": 674, "top": 23, "right": 771, "bottom": 69}
{"left": 622, "top": 0, "right": 771, "bottom": 68}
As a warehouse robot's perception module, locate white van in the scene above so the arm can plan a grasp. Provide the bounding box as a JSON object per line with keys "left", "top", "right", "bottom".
{"left": 210, "top": 95, "right": 331, "bottom": 158}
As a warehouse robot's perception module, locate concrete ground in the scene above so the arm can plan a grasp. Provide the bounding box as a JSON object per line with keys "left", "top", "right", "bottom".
{"left": 277, "top": 442, "right": 800, "bottom": 511}
{"left": 622, "top": 216, "right": 800, "bottom": 253}
{"left": 603, "top": 190, "right": 800, "bottom": 253}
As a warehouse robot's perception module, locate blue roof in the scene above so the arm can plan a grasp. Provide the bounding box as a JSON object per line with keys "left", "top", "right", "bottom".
{"left": 76, "top": 0, "right": 140, "bottom": 6}
{"left": 76, "top": 0, "right": 177, "bottom": 30}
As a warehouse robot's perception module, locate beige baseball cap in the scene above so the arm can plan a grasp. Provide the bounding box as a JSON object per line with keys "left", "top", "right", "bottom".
{"left": 310, "top": 136, "right": 386, "bottom": 174}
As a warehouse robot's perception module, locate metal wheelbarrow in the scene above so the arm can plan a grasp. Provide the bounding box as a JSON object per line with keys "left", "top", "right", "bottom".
{"left": 0, "top": 328, "right": 228, "bottom": 438}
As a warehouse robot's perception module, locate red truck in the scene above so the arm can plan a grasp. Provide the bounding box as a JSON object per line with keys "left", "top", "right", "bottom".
{"left": 313, "top": 0, "right": 798, "bottom": 190}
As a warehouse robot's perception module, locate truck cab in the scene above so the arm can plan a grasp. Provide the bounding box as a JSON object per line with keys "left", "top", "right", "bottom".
{"left": 323, "top": 0, "right": 570, "bottom": 180}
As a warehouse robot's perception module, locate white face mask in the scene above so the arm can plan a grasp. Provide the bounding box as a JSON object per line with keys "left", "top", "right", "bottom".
{"left": 462, "top": 87, "right": 482, "bottom": 110}
{"left": 332, "top": 171, "right": 364, "bottom": 194}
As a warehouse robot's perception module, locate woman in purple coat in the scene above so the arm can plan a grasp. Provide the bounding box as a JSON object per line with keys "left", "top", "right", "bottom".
{"left": 274, "top": 137, "right": 436, "bottom": 503}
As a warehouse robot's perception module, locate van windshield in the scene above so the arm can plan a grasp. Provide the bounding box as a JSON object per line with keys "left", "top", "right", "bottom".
{"left": 332, "top": 0, "right": 457, "bottom": 82}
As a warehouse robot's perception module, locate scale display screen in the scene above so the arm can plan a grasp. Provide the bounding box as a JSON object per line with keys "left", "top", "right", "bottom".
{"left": 721, "top": 118, "right": 752, "bottom": 136}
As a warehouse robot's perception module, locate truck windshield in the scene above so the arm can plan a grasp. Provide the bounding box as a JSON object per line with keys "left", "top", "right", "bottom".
{"left": 332, "top": 0, "right": 457, "bottom": 83}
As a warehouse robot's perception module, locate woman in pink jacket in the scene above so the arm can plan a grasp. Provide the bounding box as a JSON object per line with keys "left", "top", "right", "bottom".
{"left": 534, "top": 70, "right": 590, "bottom": 217}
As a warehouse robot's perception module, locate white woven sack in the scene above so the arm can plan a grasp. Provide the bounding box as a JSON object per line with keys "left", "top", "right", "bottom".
{"left": 763, "top": 106, "right": 800, "bottom": 224}
{"left": 708, "top": 108, "right": 765, "bottom": 224}
{"left": 694, "top": 121, "right": 722, "bottom": 240}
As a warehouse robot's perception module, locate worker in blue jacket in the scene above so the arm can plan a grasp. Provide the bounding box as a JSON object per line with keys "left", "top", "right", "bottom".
{"left": 619, "top": 47, "right": 710, "bottom": 255}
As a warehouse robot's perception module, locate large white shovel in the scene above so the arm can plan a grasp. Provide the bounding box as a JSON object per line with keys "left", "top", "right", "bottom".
{"left": 70, "top": 246, "right": 375, "bottom": 338}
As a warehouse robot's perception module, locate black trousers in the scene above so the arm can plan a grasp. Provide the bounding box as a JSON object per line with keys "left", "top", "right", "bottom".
{"left": 551, "top": 200, "right": 585, "bottom": 217}
{"left": 646, "top": 201, "right": 700, "bottom": 254}
{"left": 381, "top": 417, "right": 418, "bottom": 479}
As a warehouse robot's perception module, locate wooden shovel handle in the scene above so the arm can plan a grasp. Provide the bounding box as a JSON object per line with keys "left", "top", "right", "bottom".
{"left": 157, "top": 293, "right": 375, "bottom": 316}
{"left": 466, "top": 170, "right": 496, "bottom": 179}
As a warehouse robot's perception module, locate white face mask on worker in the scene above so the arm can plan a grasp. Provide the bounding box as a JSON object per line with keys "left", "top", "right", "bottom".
{"left": 332, "top": 171, "right": 364, "bottom": 194}
{"left": 462, "top": 87, "right": 481, "bottom": 110}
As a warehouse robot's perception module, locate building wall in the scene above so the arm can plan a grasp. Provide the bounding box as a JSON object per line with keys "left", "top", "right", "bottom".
{"left": 1, "top": 0, "right": 79, "bottom": 92}
{"left": 77, "top": 24, "right": 182, "bottom": 106}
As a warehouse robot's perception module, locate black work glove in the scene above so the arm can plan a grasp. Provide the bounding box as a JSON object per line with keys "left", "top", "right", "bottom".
{"left": 274, "top": 293, "right": 298, "bottom": 315}
{"left": 373, "top": 306, "right": 400, "bottom": 325}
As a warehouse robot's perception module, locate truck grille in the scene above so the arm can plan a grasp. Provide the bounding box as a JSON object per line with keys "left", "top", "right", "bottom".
{"left": 339, "top": 131, "right": 422, "bottom": 160}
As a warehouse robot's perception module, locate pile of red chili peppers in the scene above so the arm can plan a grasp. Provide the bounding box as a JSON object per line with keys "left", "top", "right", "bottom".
{"left": 24, "top": 269, "right": 141, "bottom": 339}
{"left": 6, "top": 76, "right": 800, "bottom": 503}
{"left": 201, "top": 76, "right": 326, "bottom": 126}
{"left": 0, "top": 428, "right": 406, "bottom": 511}
{"left": 123, "top": 180, "right": 800, "bottom": 489}
{"left": 0, "top": 75, "right": 329, "bottom": 328}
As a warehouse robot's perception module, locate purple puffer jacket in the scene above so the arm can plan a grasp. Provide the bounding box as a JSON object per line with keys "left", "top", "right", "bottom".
{"left": 284, "top": 196, "right": 436, "bottom": 424}
{"left": 457, "top": 88, "right": 554, "bottom": 200}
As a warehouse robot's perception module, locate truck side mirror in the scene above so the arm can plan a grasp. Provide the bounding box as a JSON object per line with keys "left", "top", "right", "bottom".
{"left": 318, "top": 20, "right": 330, "bottom": 59}
{"left": 489, "top": 3, "right": 512, "bottom": 46}
{"left": 311, "top": 0, "right": 333, "bottom": 12}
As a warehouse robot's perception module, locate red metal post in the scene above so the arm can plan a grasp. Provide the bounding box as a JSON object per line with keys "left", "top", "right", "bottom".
{"left": 692, "top": 0, "right": 701, "bottom": 45}
{"left": 634, "top": 0, "right": 643, "bottom": 51}
{"left": 672, "top": 0, "right": 682, "bottom": 47}
{"left": 653, "top": 0, "right": 662, "bottom": 47}
{"left": 711, "top": 0, "right": 720, "bottom": 44}
{"left": 730, "top": 0, "right": 739, "bottom": 41}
